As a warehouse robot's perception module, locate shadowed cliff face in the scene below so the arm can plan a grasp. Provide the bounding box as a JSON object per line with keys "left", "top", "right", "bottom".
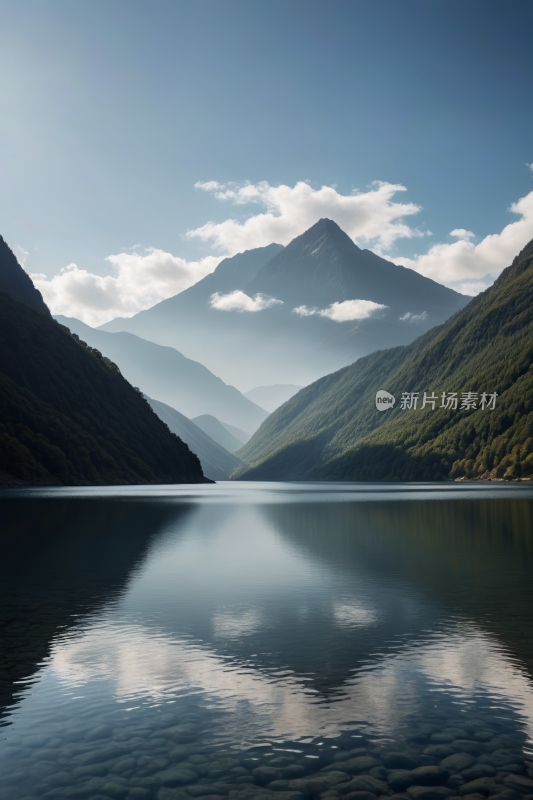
{"left": 0, "top": 236, "right": 51, "bottom": 317}
{"left": 0, "top": 496, "right": 196, "bottom": 725}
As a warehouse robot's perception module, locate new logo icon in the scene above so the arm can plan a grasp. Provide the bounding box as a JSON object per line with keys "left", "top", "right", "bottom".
{"left": 375, "top": 390, "right": 395, "bottom": 411}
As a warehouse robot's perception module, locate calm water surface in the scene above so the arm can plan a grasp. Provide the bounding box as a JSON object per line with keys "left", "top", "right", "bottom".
{"left": 1, "top": 482, "right": 533, "bottom": 800}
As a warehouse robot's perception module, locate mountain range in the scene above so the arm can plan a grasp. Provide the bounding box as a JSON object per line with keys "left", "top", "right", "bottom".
{"left": 234, "top": 236, "right": 533, "bottom": 482}
{"left": 144, "top": 397, "right": 242, "bottom": 480}
{"left": 98, "top": 220, "right": 470, "bottom": 388}
{"left": 54, "top": 316, "right": 268, "bottom": 433}
{"left": 3, "top": 220, "right": 532, "bottom": 486}
{"left": 190, "top": 414, "right": 247, "bottom": 453}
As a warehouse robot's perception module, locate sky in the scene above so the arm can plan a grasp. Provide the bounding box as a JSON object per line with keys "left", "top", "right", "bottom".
{"left": 1, "top": 0, "right": 533, "bottom": 326}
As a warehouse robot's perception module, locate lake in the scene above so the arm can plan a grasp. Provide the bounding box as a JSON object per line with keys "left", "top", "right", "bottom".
{"left": 1, "top": 482, "right": 533, "bottom": 800}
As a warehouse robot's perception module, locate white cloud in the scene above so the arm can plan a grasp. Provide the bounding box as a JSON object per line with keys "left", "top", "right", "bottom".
{"left": 400, "top": 311, "right": 428, "bottom": 323}
{"left": 393, "top": 190, "right": 533, "bottom": 286}
{"left": 209, "top": 290, "right": 283, "bottom": 312}
{"left": 293, "top": 299, "right": 387, "bottom": 322}
{"left": 189, "top": 179, "right": 425, "bottom": 255}
{"left": 449, "top": 229, "right": 475, "bottom": 242}
{"left": 30, "top": 248, "right": 222, "bottom": 327}
{"left": 527, "top": 163, "right": 533, "bottom": 173}
{"left": 293, "top": 305, "right": 318, "bottom": 317}
{"left": 195, "top": 179, "right": 266, "bottom": 205}
{"left": 458, "top": 281, "right": 489, "bottom": 296}
{"left": 195, "top": 180, "right": 225, "bottom": 193}
{"left": 320, "top": 299, "right": 387, "bottom": 322}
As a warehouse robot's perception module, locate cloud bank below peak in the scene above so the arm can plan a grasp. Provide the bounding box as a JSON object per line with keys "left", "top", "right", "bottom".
{"left": 206, "top": 293, "right": 388, "bottom": 321}
{"left": 294, "top": 299, "right": 387, "bottom": 322}
{"left": 209, "top": 290, "right": 283, "bottom": 312}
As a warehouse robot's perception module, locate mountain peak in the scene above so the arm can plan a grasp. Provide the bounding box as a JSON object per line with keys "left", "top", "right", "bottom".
{"left": 310, "top": 217, "right": 347, "bottom": 234}
{"left": 283, "top": 218, "right": 361, "bottom": 259}
{"left": 0, "top": 235, "right": 51, "bottom": 317}
{"left": 246, "top": 218, "right": 467, "bottom": 314}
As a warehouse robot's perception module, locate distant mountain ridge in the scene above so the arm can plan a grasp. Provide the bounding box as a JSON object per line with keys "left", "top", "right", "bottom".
{"left": 0, "top": 236, "right": 51, "bottom": 317}
{"left": 191, "top": 415, "right": 245, "bottom": 453}
{"left": 218, "top": 420, "right": 250, "bottom": 444}
{"left": 95, "top": 221, "right": 470, "bottom": 388}
{"left": 145, "top": 397, "right": 242, "bottom": 480}
{"left": 233, "top": 237, "right": 533, "bottom": 482}
{"left": 54, "top": 316, "right": 269, "bottom": 432}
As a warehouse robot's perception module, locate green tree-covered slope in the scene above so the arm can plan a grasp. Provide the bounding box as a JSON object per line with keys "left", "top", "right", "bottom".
{"left": 0, "top": 291, "right": 208, "bottom": 486}
{"left": 234, "top": 238, "right": 533, "bottom": 481}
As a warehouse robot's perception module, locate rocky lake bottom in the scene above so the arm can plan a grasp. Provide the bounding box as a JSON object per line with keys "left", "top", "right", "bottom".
{"left": 0, "top": 483, "right": 532, "bottom": 800}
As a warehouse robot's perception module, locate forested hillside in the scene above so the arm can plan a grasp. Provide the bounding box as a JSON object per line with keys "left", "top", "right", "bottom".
{"left": 0, "top": 291, "right": 208, "bottom": 486}
{"left": 234, "top": 238, "right": 533, "bottom": 481}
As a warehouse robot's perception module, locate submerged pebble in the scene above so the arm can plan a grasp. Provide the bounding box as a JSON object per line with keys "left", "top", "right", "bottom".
{"left": 0, "top": 705, "right": 532, "bottom": 800}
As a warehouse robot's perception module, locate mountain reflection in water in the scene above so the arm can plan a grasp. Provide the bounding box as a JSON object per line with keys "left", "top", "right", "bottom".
{"left": 0, "top": 483, "right": 532, "bottom": 800}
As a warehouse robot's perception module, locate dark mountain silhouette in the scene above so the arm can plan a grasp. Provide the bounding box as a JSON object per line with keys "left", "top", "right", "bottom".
{"left": 146, "top": 396, "right": 243, "bottom": 480}
{"left": 95, "top": 223, "right": 469, "bottom": 388}
{"left": 54, "top": 316, "right": 269, "bottom": 432}
{"left": 0, "top": 291, "right": 208, "bottom": 486}
{"left": 0, "top": 235, "right": 51, "bottom": 316}
{"left": 234, "top": 237, "right": 533, "bottom": 482}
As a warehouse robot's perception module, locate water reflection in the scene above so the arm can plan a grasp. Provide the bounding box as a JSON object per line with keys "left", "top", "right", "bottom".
{"left": 0, "top": 497, "right": 196, "bottom": 722}
{"left": 0, "top": 484, "right": 532, "bottom": 800}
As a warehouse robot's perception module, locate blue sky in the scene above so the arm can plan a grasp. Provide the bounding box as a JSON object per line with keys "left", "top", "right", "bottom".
{"left": 1, "top": 0, "right": 533, "bottom": 324}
